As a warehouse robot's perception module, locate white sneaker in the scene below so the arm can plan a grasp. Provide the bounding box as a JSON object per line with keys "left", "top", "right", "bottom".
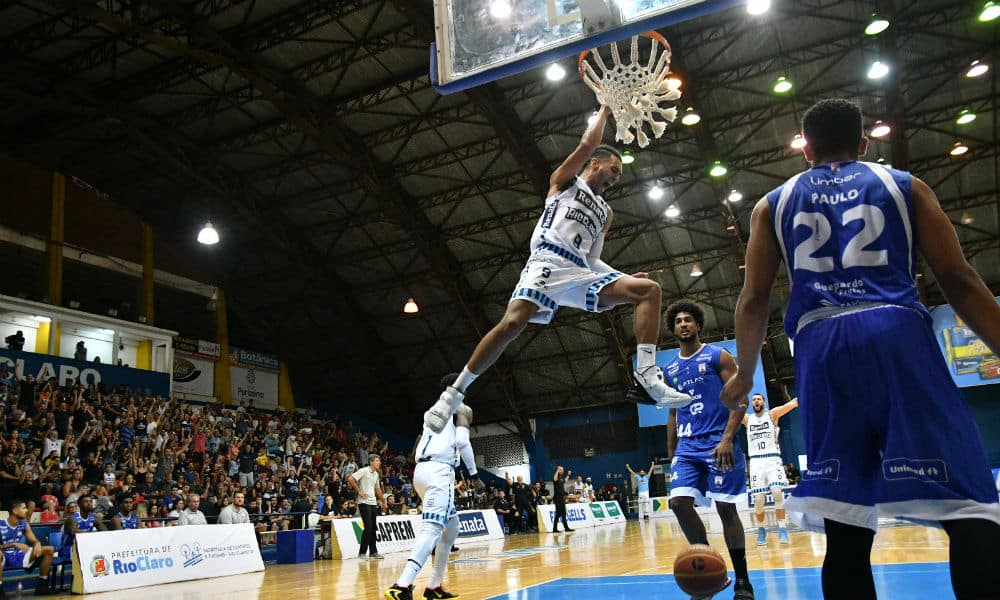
{"left": 423, "top": 386, "right": 464, "bottom": 433}
{"left": 634, "top": 367, "right": 692, "bottom": 409}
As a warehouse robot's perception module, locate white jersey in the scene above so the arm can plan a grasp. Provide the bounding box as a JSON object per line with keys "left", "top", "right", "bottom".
{"left": 415, "top": 420, "right": 459, "bottom": 468}
{"left": 747, "top": 411, "right": 781, "bottom": 458}
{"left": 530, "top": 177, "right": 611, "bottom": 265}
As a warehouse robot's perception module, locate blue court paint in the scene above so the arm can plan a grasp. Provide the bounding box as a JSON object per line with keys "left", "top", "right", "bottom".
{"left": 486, "top": 562, "right": 954, "bottom": 599}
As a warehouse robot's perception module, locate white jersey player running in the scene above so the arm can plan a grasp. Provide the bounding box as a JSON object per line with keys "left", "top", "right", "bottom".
{"left": 424, "top": 106, "right": 691, "bottom": 435}
{"left": 386, "top": 387, "right": 481, "bottom": 600}
{"left": 742, "top": 392, "right": 799, "bottom": 545}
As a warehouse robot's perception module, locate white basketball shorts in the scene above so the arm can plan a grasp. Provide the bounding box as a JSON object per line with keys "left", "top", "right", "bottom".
{"left": 509, "top": 250, "right": 624, "bottom": 325}
{"left": 749, "top": 455, "right": 788, "bottom": 496}
{"left": 414, "top": 460, "right": 457, "bottom": 526}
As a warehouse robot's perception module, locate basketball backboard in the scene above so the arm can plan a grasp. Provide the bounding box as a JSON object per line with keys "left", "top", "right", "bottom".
{"left": 431, "top": 0, "right": 741, "bottom": 94}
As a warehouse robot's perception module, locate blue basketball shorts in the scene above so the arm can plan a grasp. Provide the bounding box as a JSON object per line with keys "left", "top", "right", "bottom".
{"left": 669, "top": 433, "right": 747, "bottom": 506}
{"left": 2, "top": 548, "right": 33, "bottom": 569}
{"left": 787, "top": 305, "right": 1000, "bottom": 532}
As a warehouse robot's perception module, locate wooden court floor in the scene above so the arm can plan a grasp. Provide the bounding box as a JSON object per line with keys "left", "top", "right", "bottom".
{"left": 70, "top": 520, "right": 953, "bottom": 600}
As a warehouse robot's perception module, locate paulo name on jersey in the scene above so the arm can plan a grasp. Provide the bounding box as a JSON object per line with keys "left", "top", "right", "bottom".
{"left": 766, "top": 161, "right": 928, "bottom": 338}
{"left": 530, "top": 177, "right": 610, "bottom": 264}
{"left": 747, "top": 411, "right": 780, "bottom": 458}
{"left": 664, "top": 344, "right": 729, "bottom": 448}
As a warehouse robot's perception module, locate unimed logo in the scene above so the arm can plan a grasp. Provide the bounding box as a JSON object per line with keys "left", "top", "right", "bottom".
{"left": 457, "top": 513, "right": 488, "bottom": 537}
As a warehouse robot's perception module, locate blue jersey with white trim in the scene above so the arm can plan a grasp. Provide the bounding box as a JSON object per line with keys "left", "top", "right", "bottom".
{"left": 766, "top": 161, "right": 927, "bottom": 338}
{"left": 530, "top": 177, "right": 610, "bottom": 264}
{"left": 0, "top": 518, "right": 26, "bottom": 545}
{"left": 664, "top": 344, "right": 730, "bottom": 443}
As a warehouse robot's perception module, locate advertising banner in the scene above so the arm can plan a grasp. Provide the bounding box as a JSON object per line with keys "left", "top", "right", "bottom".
{"left": 931, "top": 297, "right": 1000, "bottom": 387}
{"left": 651, "top": 496, "right": 672, "bottom": 518}
{"left": 172, "top": 354, "right": 215, "bottom": 398}
{"left": 588, "top": 501, "right": 626, "bottom": 525}
{"left": 636, "top": 340, "right": 769, "bottom": 427}
{"left": 330, "top": 510, "right": 504, "bottom": 559}
{"left": 0, "top": 348, "right": 169, "bottom": 397}
{"left": 229, "top": 365, "right": 279, "bottom": 408}
{"left": 229, "top": 346, "right": 280, "bottom": 373}
{"left": 536, "top": 502, "right": 596, "bottom": 532}
{"left": 71, "top": 523, "right": 263, "bottom": 593}
{"left": 172, "top": 337, "right": 221, "bottom": 361}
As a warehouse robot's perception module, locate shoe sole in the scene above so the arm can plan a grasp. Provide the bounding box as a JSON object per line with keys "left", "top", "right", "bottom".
{"left": 626, "top": 384, "right": 692, "bottom": 409}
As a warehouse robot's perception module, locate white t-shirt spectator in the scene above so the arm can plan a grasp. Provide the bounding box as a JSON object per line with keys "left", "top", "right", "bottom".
{"left": 43, "top": 436, "right": 63, "bottom": 459}
{"left": 218, "top": 503, "right": 250, "bottom": 524}
{"left": 351, "top": 467, "right": 380, "bottom": 506}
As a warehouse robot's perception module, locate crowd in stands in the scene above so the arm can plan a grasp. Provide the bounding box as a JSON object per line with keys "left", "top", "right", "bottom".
{"left": 0, "top": 367, "right": 423, "bottom": 538}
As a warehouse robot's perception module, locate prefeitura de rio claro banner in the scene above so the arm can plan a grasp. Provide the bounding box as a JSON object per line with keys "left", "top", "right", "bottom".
{"left": 71, "top": 524, "right": 263, "bottom": 593}
{"left": 330, "top": 511, "right": 504, "bottom": 559}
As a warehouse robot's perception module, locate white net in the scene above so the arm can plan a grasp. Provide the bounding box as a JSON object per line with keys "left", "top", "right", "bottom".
{"left": 579, "top": 32, "right": 681, "bottom": 148}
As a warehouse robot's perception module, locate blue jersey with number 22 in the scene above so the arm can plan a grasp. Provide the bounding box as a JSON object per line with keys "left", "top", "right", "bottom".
{"left": 766, "top": 161, "right": 927, "bottom": 339}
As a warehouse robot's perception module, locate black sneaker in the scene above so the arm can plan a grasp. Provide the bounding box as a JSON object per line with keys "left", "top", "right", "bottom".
{"left": 450, "top": 546, "right": 459, "bottom": 553}
{"left": 369, "top": 553, "right": 385, "bottom": 560}
{"left": 385, "top": 584, "right": 413, "bottom": 600}
{"left": 34, "top": 579, "right": 51, "bottom": 596}
{"left": 625, "top": 383, "right": 658, "bottom": 405}
{"left": 733, "top": 578, "right": 754, "bottom": 600}
{"left": 423, "top": 587, "right": 461, "bottom": 599}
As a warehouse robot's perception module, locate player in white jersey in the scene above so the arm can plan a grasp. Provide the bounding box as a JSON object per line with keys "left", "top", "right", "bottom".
{"left": 742, "top": 392, "right": 798, "bottom": 545}
{"left": 386, "top": 377, "right": 482, "bottom": 600}
{"left": 424, "top": 106, "right": 691, "bottom": 434}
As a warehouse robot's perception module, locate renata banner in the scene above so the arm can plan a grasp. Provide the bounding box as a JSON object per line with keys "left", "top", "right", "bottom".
{"left": 71, "top": 524, "right": 263, "bottom": 593}
{"left": 329, "top": 511, "right": 504, "bottom": 559}
{"left": 171, "top": 337, "right": 221, "bottom": 361}
{"left": 228, "top": 346, "right": 280, "bottom": 373}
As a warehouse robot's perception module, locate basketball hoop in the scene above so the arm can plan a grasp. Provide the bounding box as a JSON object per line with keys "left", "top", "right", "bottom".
{"left": 578, "top": 31, "right": 680, "bottom": 148}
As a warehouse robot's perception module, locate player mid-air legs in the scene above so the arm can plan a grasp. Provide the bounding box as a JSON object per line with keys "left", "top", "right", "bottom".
{"left": 424, "top": 105, "right": 690, "bottom": 433}
{"left": 743, "top": 392, "right": 798, "bottom": 546}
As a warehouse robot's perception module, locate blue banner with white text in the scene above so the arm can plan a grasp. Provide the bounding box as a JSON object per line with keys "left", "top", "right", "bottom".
{"left": 0, "top": 348, "right": 169, "bottom": 397}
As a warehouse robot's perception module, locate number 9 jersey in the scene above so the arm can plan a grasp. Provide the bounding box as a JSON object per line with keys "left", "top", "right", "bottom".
{"left": 767, "top": 161, "right": 929, "bottom": 339}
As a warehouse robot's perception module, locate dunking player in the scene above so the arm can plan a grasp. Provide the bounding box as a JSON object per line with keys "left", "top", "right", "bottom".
{"left": 722, "top": 98, "right": 1000, "bottom": 599}
{"left": 742, "top": 392, "right": 798, "bottom": 545}
{"left": 665, "top": 301, "right": 753, "bottom": 600}
{"left": 625, "top": 460, "right": 654, "bottom": 520}
{"left": 424, "top": 105, "right": 691, "bottom": 433}
{"left": 385, "top": 375, "right": 482, "bottom": 600}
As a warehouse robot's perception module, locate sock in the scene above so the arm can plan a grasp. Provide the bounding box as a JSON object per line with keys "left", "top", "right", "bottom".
{"left": 823, "top": 519, "right": 875, "bottom": 600}
{"left": 428, "top": 517, "right": 460, "bottom": 589}
{"left": 636, "top": 344, "right": 657, "bottom": 370}
{"left": 453, "top": 367, "right": 478, "bottom": 393}
{"left": 397, "top": 521, "right": 444, "bottom": 587}
{"left": 729, "top": 547, "right": 749, "bottom": 581}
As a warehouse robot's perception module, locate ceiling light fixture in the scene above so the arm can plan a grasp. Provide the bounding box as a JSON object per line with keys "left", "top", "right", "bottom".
{"left": 772, "top": 76, "right": 793, "bottom": 94}
{"left": 865, "top": 12, "right": 890, "bottom": 35}
{"left": 545, "top": 63, "right": 566, "bottom": 81}
{"left": 950, "top": 141, "right": 969, "bottom": 156}
{"left": 681, "top": 107, "right": 701, "bottom": 126}
{"left": 956, "top": 109, "right": 977, "bottom": 125}
{"left": 966, "top": 60, "right": 989, "bottom": 78}
{"left": 746, "top": 0, "right": 770, "bottom": 16}
{"left": 709, "top": 161, "right": 728, "bottom": 177}
{"left": 665, "top": 204, "right": 681, "bottom": 218}
{"left": 197, "top": 222, "right": 219, "bottom": 245}
{"left": 648, "top": 184, "right": 665, "bottom": 200}
{"left": 870, "top": 120, "right": 891, "bottom": 138}
{"left": 979, "top": 1, "right": 1000, "bottom": 21}
{"left": 403, "top": 298, "right": 419, "bottom": 314}
{"left": 961, "top": 212, "right": 975, "bottom": 225}
{"left": 867, "top": 60, "right": 890, "bottom": 79}
{"left": 790, "top": 134, "right": 807, "bottom": 149}
{"left": 727, "top": 190, "right": 743, "bottom": 203}
{"left": 621, "top": 151, "right": 635, "bottom": 165}
{"left": 690, "top": 263, "right": 704, "bottom": 277}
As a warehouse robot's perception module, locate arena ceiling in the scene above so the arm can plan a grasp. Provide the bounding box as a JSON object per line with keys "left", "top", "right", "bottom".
{"left": 0, "top": 0, "right": 996, "bottom": 430}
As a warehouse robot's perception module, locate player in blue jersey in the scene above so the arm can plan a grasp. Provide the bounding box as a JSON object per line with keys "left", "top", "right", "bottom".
{"left": 424, "top": 106, "right": 691, "bottom": 435}
{"left": 0, "top": 499, "right": 56, "bottom": 596}
{"left": 111, "top": 495, "right": 142, "bottom": 530}
{"left": 665, "top": 301, "right": 753, "bottom": 600}
{"left": 723, "top": 98, "right": 1000, "bottom": 600}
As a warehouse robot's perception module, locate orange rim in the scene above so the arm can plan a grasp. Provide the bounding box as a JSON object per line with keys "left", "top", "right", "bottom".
{"left": 578, "top": 30, "right": 673, "bottom": 89}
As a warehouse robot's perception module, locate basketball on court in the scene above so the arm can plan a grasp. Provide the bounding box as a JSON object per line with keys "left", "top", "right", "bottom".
{"left": 673, "top": 544, "right": 729, "bottom": 596}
